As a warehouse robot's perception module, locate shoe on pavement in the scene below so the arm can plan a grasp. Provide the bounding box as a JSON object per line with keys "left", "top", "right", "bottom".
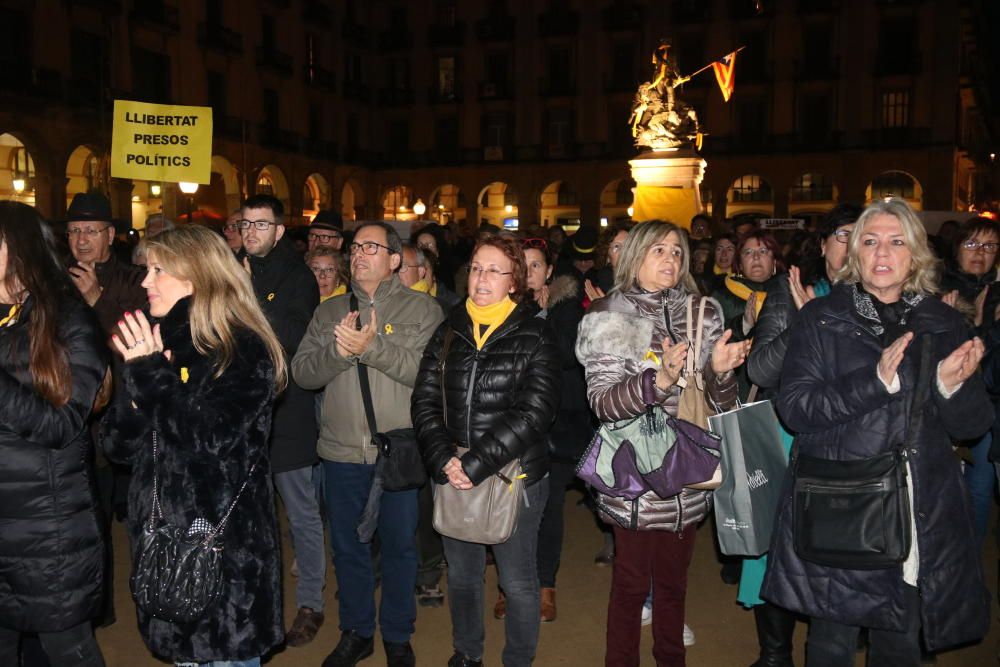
{"left": 448, "top": 652, "right": 483, "bottom": 667}
{"left": 683, "top": 623, "right": 696, "bottom": 647}
{"left": 594, "top": 544, "right": 614, "bottom": 567}
{"left": 384, "top": 639, "right": 416, "bottom": 667}
{"left": 285, "top": 606, "right": 324, "bottom": 647}
{"left": 416, "top": 584, "right": 445, "bottom": 608}
{"left": 641, "top": 602, "right": 652, "bottom": 626}
{"left": 540, "top": 587, "right": 557, "bottom": 623}
{"left": 321, "top": 630, "right": 374, "bottom": 667}
{"left": 290, "top": 557, "right": 299, "bottom": 578}
{"left": 493, "top": 590, "right": 506, "bottom": 619}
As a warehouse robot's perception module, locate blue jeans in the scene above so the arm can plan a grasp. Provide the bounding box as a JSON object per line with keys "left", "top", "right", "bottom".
{"left": 176, "top": 660, "right": 260, "bottom": 667}
{"left": 443, "top": 478, "right": 549, "bottom": 667}
{"left": 964, "top": 431, "right": 995, "bottom": 545}
{"left": 274, "top": 464, "right": 326, "bottom": 611}
{"left": 324, "top": 460, "right": 419, "bottom": 643}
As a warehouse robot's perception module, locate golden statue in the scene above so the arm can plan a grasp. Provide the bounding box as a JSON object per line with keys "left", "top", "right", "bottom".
{"left": 629, "top": 41, "right": 703, "bottom": 151}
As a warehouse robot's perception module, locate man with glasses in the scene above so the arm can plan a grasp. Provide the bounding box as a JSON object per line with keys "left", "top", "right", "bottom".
{"left": 221, "top": 209, "right": 243, "bottom": 254}
{"left": 65, "top": 192, "right": 146, "bottom": 336}
{"left": 240, "top": 194, "right": 326, "bottom": 648}
{"left": 293, "top": 222, "right": 444, "bottom": 667}
{"left": 308, "top": 209, "right": 345, "bottom": 252}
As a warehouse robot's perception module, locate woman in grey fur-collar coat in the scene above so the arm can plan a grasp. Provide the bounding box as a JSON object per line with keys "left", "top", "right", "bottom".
{"left": 576, "top": 220, "right": 748, "bottom": 667}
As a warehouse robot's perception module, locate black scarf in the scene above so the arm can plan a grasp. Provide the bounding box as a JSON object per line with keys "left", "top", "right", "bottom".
{"left": 853, "top": 283, "right": 925, "bottom": 346}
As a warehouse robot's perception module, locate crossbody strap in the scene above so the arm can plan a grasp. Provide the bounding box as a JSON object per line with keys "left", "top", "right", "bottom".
{"left": 905, "top": 334, "right": 934, "bottom": 448}
{"left": 351, "top": 293, "right": 380, "bottom": 438}
{"left": 438, "top": 327, "right": 456, "bottom": 429}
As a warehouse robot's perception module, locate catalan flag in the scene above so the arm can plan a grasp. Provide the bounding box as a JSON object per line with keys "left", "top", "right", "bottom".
{"left": 712, "top": 51, "right": 738, "bottom": 102}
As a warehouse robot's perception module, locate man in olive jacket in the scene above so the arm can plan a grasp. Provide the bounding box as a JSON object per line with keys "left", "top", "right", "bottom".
{"left": 292, "top": 221, "right": 443, "bottom": 667}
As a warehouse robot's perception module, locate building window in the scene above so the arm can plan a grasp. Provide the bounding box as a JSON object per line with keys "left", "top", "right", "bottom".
{"left": 206, "top": 0, "right": 223, "bottom": 26}
{"left": 802, "top": 23, "right": 831, "bottom": 74}
{"left": 736, "top": 98, "right": 767, "bottom": 139}
{"left": 433, "top": 0, "right": 457, "bottom": 27}
{"left": 482, "top": 112, "right": 511, "bottom": 148}
{"left": 545, "top": 45, "right": 573, "bottom": 90}
{"left": 257, "top": 174, "right": 275, "bottom": 195}
{"left": 799, "top": 93, "right": 830, "bottom": 140}
{"left": 790, "top": 173, "right": 834, "bottom": 202}
{"left": 308, "top": 106, "right": 322, "bottom": 141}
{"left": 436, "top": 57, "right": 456, "bottom": 99}
{"left": 546, "top": 109, "right": 573, "bottom": 147}
{"left": 871, "top": 171, "right": 916, "bottom": 200}
{"left": 262, "top": 89, "right": 279, "bottom": 129}
{"left": 71, "top": 30, "right": 108, "bottom": 86}
{"left": 261, "top": 15, "right": 276, "bottom": 53}
{"left": 207, "top": 71, "right": 226, "bottom": 115}
{"left": 877, "top": 18, "right": 916, "bottom": 75}
{"left": 730, "top": 175, "right": 773, "bottom": 203}
{"left": 131, "top": 48, "right": 172, "bottom": 104}
{"left": 881, "top": 90, "right": 910, "bottom": 128}
{"left": 485, "top": 51, "right": 509, "bottom": 87}
{"left": 557, "top": 182, "right": 578, "bottom": 207}
{"left": 388, "top": 119, "right": 410, "bottom": 152}
{"left": 435, "top": 116, "right": 459, "bottom": 152}
{"left": 386, "top": 59, "right": 410, "bottom": 90}
{"left": 345, "top": 51, "right": 362, "bottom": 84}
{"left": 610, "top": 41, "right": 637, "bottom": 84}
{"left": 740, "top": 29, "right": 768, "bottom": 80}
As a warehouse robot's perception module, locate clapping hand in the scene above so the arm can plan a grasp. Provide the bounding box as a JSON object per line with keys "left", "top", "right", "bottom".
{"left": 939, "top": 337, "right": 985, "bottom": 394}
{"left": 742, "top": 293, "right": 759, "bottom": 334}
{"left": 877, "top": 332, "right": 913, "bottom": 386}
{"left": 711, "top": 329, "right": 751, "bottom": 374}
{"left": 334, "top": 309, "right": 377, "bottom": 357}
{"left": 68, "top": 262, "right": 101, "bottom": 306}
{"left": 584, "top": 279, "right": 606, "bottom": 302}
{"left": 788, "top": 266, "right": 817, "bottom": 311}
{"left": 111, "top": 310, "right": 170, "bottom": 362}
{"left": 655, "top": 340, "right": 688, "bottom": 390}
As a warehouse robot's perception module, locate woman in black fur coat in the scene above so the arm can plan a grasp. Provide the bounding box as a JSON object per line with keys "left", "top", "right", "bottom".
{"left": 0, "top": 202, "right": 108, "bottom": 667}
{"left": 101, "top": 225, "right": 287, "bottom": 666}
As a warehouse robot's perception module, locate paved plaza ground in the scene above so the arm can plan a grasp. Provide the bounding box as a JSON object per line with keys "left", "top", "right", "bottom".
{"left": 96, "top": 487, "right": 999, "bottom": 666}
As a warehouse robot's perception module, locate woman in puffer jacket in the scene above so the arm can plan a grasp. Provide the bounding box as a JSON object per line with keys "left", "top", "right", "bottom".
{"left": 576, "top": 220, "right": 748, "bottom": 667}
{"left": 412, "top": 234, "right": 559, "bottom": 667}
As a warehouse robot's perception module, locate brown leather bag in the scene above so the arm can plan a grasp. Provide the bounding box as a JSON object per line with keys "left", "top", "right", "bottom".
{"left": 677, "top": 295, "right": 713, "bottom": 430}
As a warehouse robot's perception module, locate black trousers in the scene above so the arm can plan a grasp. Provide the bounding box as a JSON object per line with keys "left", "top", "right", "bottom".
{"left": 806, "top": 584, "right": 922, "bottom": 667}
{"left": 0, "top": 622, "right": 105, "bottom": 667}
{"left": 536, "top": 460, "right": 578, "bottom": 588}
{"left": 415, "top": 480, "right": 444, "bottom": 588}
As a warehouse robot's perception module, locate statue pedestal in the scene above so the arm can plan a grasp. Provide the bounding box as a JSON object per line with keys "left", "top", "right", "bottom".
{"left": 628, "top": 150, "right": 706, "bottom": 229}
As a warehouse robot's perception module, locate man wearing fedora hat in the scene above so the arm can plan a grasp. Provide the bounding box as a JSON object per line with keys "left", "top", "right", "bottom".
{"left": 308, "top": 210, "right": 345, "bottom": 252}
{"left": 65, "top": 192, "right": 146, "bottom": 336}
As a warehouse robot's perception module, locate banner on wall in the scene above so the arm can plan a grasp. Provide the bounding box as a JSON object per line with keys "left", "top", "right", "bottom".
{"left": 110, "top": 100, "right": 213, "bottom": 184}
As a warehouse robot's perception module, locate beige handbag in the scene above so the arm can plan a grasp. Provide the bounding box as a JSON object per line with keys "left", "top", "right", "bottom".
{"left": 430, "top": 329, "right": 524, "bottom": 544}
{"left": 677, "top": 295, "right": 713, "bottom": 431}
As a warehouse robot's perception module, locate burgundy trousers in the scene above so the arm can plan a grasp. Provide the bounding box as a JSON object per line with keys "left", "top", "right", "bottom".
{"left": 605, "top": 524, "right": 697, "bottom": 667}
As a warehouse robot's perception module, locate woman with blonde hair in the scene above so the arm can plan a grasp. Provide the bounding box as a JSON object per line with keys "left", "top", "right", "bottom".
{"left": 764, "top": 198, "right": 992, "bottom": 665}
{"left": 102, "top": 225, "right": 286, "bottom": 667}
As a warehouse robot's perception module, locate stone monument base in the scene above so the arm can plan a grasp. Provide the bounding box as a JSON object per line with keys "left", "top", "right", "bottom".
{"left": 629, "top": 149, "right": 707, "bottom": 229}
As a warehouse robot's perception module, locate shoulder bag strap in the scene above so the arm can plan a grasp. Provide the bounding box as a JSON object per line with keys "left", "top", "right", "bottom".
{"left": 905, "top": 333, "right": 934, "bottom": 448}
{"left": 150, "top": 430, "right": 163, "bottom": 526}
{"left": 350, "top": 293, "right": 380, "bottom": 438}
{"left": 438, "top": 327, "right": 455, "bottom": 429}
{"left": 213, "top": 457, "right": 262, "bottom": 539}
{"left": 684, "top": 296, "right": 696, "bottom": 376}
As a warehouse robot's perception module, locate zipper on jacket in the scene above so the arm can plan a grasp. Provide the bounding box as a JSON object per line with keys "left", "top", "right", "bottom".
{"left": 676, "top": 494, "right": 684, "bottom": 535}
{"left": 629, "top": 498, "right": 638, "bottom": 530}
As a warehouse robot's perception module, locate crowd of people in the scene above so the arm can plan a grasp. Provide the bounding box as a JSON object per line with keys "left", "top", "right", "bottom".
{"left": 0, "top": 190, "right": 996, "bottom": 667}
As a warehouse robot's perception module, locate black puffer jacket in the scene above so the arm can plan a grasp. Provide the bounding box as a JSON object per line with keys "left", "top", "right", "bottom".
{"left": 763, "top": 283, "right": 992, "bottom": 651}
{"left": 247, "top": 239, "right": 319, "bottom": 473}
{"left": 412, "top": 299, "right": 559, "bottom": 486}
{"left": 101, "top": 298, "right": 282, "bottom": 662}
{"left": 0, "top": 295, "right": 107, "bottom": 632}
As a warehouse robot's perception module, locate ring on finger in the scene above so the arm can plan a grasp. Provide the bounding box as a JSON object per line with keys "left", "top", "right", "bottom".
{"left": 134, "top": 338, "right": 145, "bottom": 346}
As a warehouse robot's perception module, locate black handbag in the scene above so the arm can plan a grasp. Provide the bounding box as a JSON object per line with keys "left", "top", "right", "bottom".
{"left": 791, "top": 334, "right": 931, "bottom": 570}
{"left": 130, "top": 430, "right": 258, "bottom": 623}
{"left": 352, "top": 294, "right": 427, "bottom": 492}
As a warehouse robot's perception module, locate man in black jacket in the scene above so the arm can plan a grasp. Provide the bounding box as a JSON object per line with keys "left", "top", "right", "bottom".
{"left": 240, "top": 194, "right": 325, "bottom": 647}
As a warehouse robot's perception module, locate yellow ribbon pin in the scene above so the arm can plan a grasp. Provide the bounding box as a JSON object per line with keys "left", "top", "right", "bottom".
{"left": 644, "top": 350, "right": 661, "bottom": 366}
{"left": 180, "top": 367, "right": 190, "bottom": 384}
{"left": 267, "top": 293, "right": 275, "bottom": 301}
{"left": 384, "top": 324, "right": 394, "bottom": 334}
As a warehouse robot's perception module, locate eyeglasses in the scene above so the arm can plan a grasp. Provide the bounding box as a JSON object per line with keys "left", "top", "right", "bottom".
{"left": 610, "top": 242, "right": 625, "bottom": 255}
{"left": 832, "top": 229, "right": 852, "bottom": 244}
{"left": 522, "top": 238, "right": 548, "bottom": 251}
{"left": 309, "top": 266, "right": 338, "bottom": 278}
{"left": 239, "top": 219, "right": 278, "bottom": 231}
{"left": 467, "top": 264, "right": 513, "bottom": 279}
{"left": 222, "top": 223, "right": 240, "bottom": 233}
{"left": 308, "top": 231, "right": 343, "bottom": 242}
{"left": 67, "top": 226, "right": 111, "bottom": 237}
{"left": 961, "top": 240, "right": 1000, "bottom": 253}
{"left": 349, "top": 241, "right": 394, "bottom": 256}
{"left": 740, "top": 247, "right": 772, "bottom": 258}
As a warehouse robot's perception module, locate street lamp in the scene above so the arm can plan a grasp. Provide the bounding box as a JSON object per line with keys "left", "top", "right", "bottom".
{"left": 11, "top": 176, "right": 25, "bottom": 195}
{"left": 627, "top": 206, "right": 634, "bottom": 217}
{"left": 179, "top": 182, "right": 199, "bottom": 223}
{"left": 413, "top": 199, "right": 426, "bottom": 217}
{"left": 150, "top": 183, "right": 162, "bottom": 198}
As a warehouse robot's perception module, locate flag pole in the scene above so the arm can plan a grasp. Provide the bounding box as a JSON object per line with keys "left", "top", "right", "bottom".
{"left": 679, "top": 46, "right": 745, "bottom": 84}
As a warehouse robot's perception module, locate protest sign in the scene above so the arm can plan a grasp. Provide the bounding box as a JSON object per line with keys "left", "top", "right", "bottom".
{"left": 111, "top": 100, "right": 212, "bottom": 184}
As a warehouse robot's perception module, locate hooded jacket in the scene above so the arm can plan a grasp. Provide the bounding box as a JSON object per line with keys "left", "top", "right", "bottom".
{"left": 0, "top": 295, "right": 107, "bottom": 632}
{"left": 575, "top": 284, "right": 737, "bottom": 530}
{"left": 100, "top": 297, "right": 282, "bottom": 661}
{"left": 292, "top": 275, "right": 444, "bottom": 463}
{"left": 247, "top": 239, "right": 320, "bottom": 473}
{"left": 412, "top": 299, "right": 559, "bottom": 486}
{"left": 763, "top": 283, "right": 992, "bottom": 651}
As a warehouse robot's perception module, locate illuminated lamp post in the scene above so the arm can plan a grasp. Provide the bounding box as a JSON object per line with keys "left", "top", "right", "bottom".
{"left": 413, "top": 198, "right": 426, "bottom": 219}
{"left": 179, "top": 182, "right": 199, "bottom": 224}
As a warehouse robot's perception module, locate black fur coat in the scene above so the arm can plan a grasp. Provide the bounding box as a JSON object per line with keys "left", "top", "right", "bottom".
{"left": 101, "top": 297, "right": 283, "bottom": 662}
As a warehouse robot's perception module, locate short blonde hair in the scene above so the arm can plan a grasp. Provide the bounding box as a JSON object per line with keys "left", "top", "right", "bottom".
{"left": 834, "top": 198, "right": 939, "bottom": 296}
{"left": 613, "top": 220, "right": 698, "bottom": 294}
{"left": 145, "top": 226, "right": 287, "bottom": 390}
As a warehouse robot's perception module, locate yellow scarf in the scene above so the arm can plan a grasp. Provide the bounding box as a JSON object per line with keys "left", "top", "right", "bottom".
{"left": 725, "top": 275, "right": 767, "bottom": 318}
{"left": 0, "top": 303, "right": 20, "bottom": 327}
{"left": 714, "top": 265, "right": 733, "bottom": 276}
{"left": 466, "top": 296, "right": 517, "bottom": 350}
{"left": 320, "top": 284, "right": 347, "bottom": 303}
{"left": 409, "top": 280, "right": 438, "bottom": 297}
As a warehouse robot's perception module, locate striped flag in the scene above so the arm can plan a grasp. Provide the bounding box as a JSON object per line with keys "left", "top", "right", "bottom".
{"left": 712, "top": 51, "right": 738, "bottom": 102}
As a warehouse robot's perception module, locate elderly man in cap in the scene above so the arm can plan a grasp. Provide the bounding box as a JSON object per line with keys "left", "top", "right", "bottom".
{"left": 65, "top": 192, "right": 146, "bottom": 335}
{"left": 308, "top": 210, "right": 345, "bottom": 252}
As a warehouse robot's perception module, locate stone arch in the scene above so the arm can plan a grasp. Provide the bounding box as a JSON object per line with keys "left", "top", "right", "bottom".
{"left": 303, "top": 172, "right": 331, "bottom": 219}
{"left": 477, "top": 182, "right": 518, "bottom": 230}
{"left": 600, "top": 177, "right": 635, "bottom": 227}
{"left": 0, "top": 132, "right": 37, "bottom": 206}
{"left": 866, "top": 170, "right": 923, "bottom": 210}
{"left": 255, "top": 164, "right": 290, "bottom": 212}
{"left": 428, "top": 184, "right": 466, "bottom": 226}
{"left": 65, "top": 144, "right": 107, "bottom": 208}
{"left": 342, "top": 178, "right": 365, "bottom": 221}
{"left": 727, "top": 174, "right": 775, "bottom": 219}
{"left": 539, "top": 180, "right": 581, "bottom": 230}
{"left": 381, "top": 184, "right": 415, "bottom": 220}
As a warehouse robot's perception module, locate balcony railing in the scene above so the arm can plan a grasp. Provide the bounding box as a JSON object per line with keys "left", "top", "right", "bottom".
{"left": 304, "top": 64, "right": 336, "bottom": 91}
{"left": 428, "top": 83, "right": 463, "bottom": 104}
{"left": 378, "top": 29, "right": 413, "bottom": 51}
{"left": 342, "top": 80, "right": 371, "bottom": 102}
{"left": 874, "top": 51, "right": 922, "bottom": 77}
{"left": 130, "top": 4, "right": 180, "bottom": 31}
{"left": 198, "top": 23, "right": 243, "bottom": 54}
{"left": 377, "top": 88, "right": 416, "bottom": 106}
{"left": 538, "top": 10, "right": 579, "bottom": 38}
{"left": 539, "top": 77, "right": 576, "bottom": 97}
{"left": 427, "top": 22, "right": 465, "bottom": 48}
{"left": 478, "top": 81, "right": 513, "bottom": 100}
{"left": 476, "top": 15, "right": 515, "bottom": 41}
{"left": 258, "top": 125, "right": 302, "bottom": 152}
{"left": 256, "top": 47, "right": 294, "bottom": 76}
